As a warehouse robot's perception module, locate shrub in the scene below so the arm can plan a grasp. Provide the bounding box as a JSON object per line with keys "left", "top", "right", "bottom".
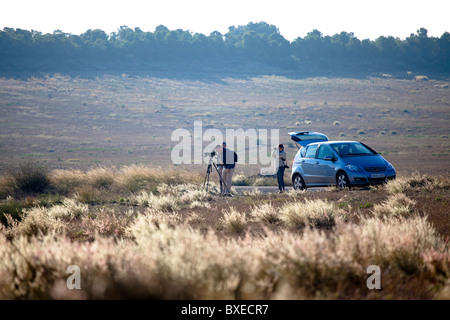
{"left": 7, "top": 162, "right": 49, "bottom": 194}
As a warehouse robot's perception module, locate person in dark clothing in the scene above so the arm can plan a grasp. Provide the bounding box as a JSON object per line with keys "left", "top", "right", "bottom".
{"left": 219, "top": 141, "right": 237, "bottom": 196}
{"left": 273, "top": 144, "right": 287, "bottom": 193}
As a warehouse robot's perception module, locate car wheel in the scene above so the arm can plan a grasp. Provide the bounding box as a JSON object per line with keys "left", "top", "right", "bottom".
{"left": 292, "top": 174, "right": 306, "bottom": 190}
{"left": 337, "top": 172, "right": 350, "bottom": 190}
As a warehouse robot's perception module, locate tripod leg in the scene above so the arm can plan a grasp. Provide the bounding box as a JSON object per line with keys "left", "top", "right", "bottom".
{"left": 206, "top": 166, "right": 211, "bottom": 191}
{"left": 213, "top": 163, "right": 230, "bottom": 195}
{"left": 203, "top": 164, "right": 212, "bottom": 191}
{"left": 203, "top": 166, "right": 208, "bottom": 188}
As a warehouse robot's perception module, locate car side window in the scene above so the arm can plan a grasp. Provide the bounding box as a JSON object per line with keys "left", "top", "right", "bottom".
{"left": 300, "top": 147, "right": 306, "bottom": 158}
{"left": 316, "top": 145, "right": 334, "bottom": 159}
{"left": 304, "top": 145, "right": 318, "bottom": 158}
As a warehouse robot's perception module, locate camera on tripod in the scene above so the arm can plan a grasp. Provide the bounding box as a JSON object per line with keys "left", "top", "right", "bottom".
{"left": 202, "top": 148, "right": 230, "bottom": 195}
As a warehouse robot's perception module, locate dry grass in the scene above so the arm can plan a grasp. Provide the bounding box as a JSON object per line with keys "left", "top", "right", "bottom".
{"left": 372, "top": 193, "right": 417, "bottom": 218}
{"left": 0, "top": 213, "right": 448, "bottom": 299}
{"left": 134, "top": 183, "right": 216, "bottom": 211}
{"left": 221, "top": 207, "right": 247, "bottom": 234}
{"left": 134, "top": 191, "right": 181, "bottom": 211}
{"left": 250, "top": 202, "right": 281, "bottom": 225}
{"left": 280, "top": 199, "right": 348, "bottom": 229}
{"left": 0, "top": 165, "right": 449, "bottom": 299}
{"left": 232, "top": 174, "right": 252, "bottom": 186}
{"left": 47, "top": 165, "right": 204, "bottom": 197}
{"left": 386, "top": 173, "right": 450, "bottom": 195}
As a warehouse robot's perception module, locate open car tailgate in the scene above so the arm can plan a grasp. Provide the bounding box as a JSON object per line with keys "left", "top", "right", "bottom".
{"left": 288, "top": 131, "right": 329, "bottom": 148}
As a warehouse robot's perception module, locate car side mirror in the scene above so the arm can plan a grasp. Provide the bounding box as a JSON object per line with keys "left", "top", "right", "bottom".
{"left": 324, "top": 156, "right": 337, "bottom": 161}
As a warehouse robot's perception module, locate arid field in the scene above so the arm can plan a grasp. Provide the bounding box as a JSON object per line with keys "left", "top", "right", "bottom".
{"left": 0, "top": 73, "right": 449, "bottom": 299}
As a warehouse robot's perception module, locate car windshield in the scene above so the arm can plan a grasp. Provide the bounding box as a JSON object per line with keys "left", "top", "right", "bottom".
{"left": 331, "top": 142, "right": 376, "bottom": 158}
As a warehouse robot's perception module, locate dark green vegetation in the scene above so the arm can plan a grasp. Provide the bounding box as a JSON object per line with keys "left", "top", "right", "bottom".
{"left": 1, "top": 22, "right": 449, "bottom": 76}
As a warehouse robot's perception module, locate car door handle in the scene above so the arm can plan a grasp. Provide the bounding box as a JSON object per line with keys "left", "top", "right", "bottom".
{"left": 301, "top": 160, "right": 305, "bottom": 163}
{"left": 315, "top": 161, "right": 319, "bottom": 164}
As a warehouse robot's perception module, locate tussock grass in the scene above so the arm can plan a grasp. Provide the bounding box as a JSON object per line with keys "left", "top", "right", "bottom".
{"left": 126, "top": 210, "right": 182, "bottom": 242}
{"left": 250, "top": 202, "right": 281, "bottom": 224}
{"left": 134, "top": 183, "right": 216, "bottom": 211}
{"left": 232, "top": 174, "right": 252, "bottom": 186}
{"left": 135, "top": 191, "right": 180, "bottom": 211}
{"left": 285, "top": 188, "right": 307, "bottom": 198}
{"left": 242, "top": 188, "right": 264, "bottom": 198}
{"left": 280, "top": 199, "right": 348, "bottom": 229}
{"left": 3, "top": 198, "right": 89, "bottom": 238}
{"left": 85, "top": 167, "right": 115, "bottom": 189}
{"left": 80, "top": 207, "right": 133, "bottom": 240}
{"left": 372, "top": 193, "right": 417, "bottom": 218}
{"left": 5, "top": 207, "right": 67, "bottom": 238}
{"left": 386, "top": 173, "right": 450, "bottom": 194}
{"left": 221, "top": 208, "right": 247, "bottom": 234}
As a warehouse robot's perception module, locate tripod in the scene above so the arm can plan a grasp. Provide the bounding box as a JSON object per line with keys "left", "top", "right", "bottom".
{"left": 203, "top": 155, "right": 230, "bottom": 195}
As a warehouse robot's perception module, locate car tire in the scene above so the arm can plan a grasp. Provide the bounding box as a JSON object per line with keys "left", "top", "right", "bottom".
{"left": 336, "top": 171, "right": 351, "bottom": 190}
{"left": 292, "top": 174, "right": 306, "bottom": 190}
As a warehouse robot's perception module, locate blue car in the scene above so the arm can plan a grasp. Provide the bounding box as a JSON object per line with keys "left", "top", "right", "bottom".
{"left": 290, "top": 140, "right": 396, "bottom": 190}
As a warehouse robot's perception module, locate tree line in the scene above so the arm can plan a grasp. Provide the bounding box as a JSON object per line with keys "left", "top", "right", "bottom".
{"left": 1, "top": 22, "right": 449, "bottom": 76}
